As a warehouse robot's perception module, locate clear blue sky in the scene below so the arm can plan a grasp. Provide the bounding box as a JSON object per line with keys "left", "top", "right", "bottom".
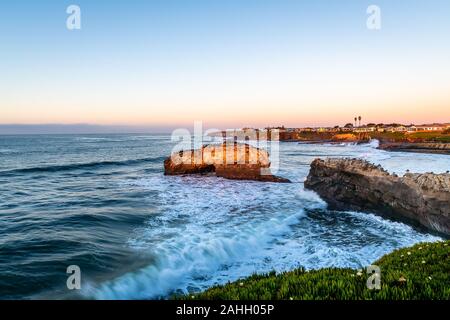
{"left": 1, "top": 0, "right": 449, "bottom": 133}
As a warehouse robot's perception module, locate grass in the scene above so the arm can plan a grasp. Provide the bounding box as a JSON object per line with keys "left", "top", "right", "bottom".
{"left": 178, "top": 241, "right": 450, "bottom": 300}
{"left": 368, "top": 132, "right": 408, "bottom": 141}
{"left": 295, "top": 132, "right": 335, "bottom": 141}
{"left": 284, "top": 131, "right": 450, "bottom": 143}
{"left": 407, "top": 132, "right": 450, "bottom": 143}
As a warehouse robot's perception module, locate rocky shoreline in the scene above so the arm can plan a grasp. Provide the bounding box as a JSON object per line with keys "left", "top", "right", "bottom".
{"left": 295, "top": 138, "right": 450, "bottom": 154}
{"left": 377, "top": 141, "right": 450, "bottom": 154}
{"left": 283, "top": 132, "right": 371, "bottom": 144}
{"left": 305, "top": 158, "right": 450, "bottom": 236}
{"left": 278, "top": 130, "right": 450, "bottom": 155}
{"left": 164, "top": 143, "right": 290, "bottom": 183}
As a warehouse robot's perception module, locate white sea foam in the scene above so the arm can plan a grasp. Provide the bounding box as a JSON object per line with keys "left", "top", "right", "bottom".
{"left": 88, "top": 209, "right": 306, "bottom": 299}
{"left": 85, "top": 141, "right": 446, "bottom": 300}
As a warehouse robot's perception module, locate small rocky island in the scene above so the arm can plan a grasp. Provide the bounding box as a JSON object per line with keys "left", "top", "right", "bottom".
{"left": 305, "top": 158, "right": 450, "bottom": 236}
{"left": 164, "top": 143, "right": 290, "bottom": 183}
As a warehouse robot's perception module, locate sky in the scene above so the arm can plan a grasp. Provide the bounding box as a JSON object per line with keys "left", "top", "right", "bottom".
{"left": 1, "top": 0, "right": 449, "bottom": 133}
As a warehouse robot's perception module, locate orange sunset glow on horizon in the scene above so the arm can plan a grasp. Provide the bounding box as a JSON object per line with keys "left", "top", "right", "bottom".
{"left": 1, "top": 1, "right": 450, "bottom": 132}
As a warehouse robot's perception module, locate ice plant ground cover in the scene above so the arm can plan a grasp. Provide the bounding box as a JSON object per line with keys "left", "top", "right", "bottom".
{"left": 180, "top": 241, "right": 450, "bottom": 300}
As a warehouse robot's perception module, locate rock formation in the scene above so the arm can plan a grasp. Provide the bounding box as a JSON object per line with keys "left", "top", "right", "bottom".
{"left": 164, "top": 143, "right": 290, "bottom": 183}
{"left": 304, "top": 158, "right": 450, "bottom": 236}
{"left": 331, "top": 133, "right": 371, "bottom": 143}
{"left": 378, "top": 142, "right": 450, "bottom": 155}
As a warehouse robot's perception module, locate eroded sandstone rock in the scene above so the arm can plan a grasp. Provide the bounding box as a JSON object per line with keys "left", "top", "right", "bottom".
{"left": 164, "top": 143, "right": 290, "bottom": 183}
{"left": 304, "top": 158, "right": 450, "bottom": 236}
{"left": 331, "top": 133, "right": 371, "bottom": 143}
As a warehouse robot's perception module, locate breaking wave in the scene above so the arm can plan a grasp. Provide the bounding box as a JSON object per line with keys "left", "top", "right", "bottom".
{"left": 85, "top": 210, "right": 306, "bottom": 299}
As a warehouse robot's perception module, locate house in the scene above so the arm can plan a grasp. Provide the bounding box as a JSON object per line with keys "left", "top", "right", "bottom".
{"left": 353, "top": 127, "right": 376, "bottom": 133}
{"left": 395, "top": 126, "right": 407, "bottom": 132}
{"left": 299, "top": 127, "right": 315, "bottom": 132}
{"left": 385, "top": 125, "right": 406, "bottom": 132}
{"left": 341, "top": 123, "right": 354, "bottom": 132}
{"left": 415, "top": 125, "right": 447, "bottom": 132}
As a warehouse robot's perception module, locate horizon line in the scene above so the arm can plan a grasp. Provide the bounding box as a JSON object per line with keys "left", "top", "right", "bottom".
{"left": 1, "top": 121, "right": 449, "bottom": 135}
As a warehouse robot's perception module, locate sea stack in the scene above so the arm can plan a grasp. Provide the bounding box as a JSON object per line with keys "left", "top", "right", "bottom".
{"left": 164, "top": 142, "right": 290, "bottom": 183}
{"left": 304, "top": 158, "right": 450, "bottom": 236}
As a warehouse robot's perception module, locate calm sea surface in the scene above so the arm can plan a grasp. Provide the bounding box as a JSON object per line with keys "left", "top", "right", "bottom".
{"left": 0, "top": 134, "right": 447, "bottom": 299}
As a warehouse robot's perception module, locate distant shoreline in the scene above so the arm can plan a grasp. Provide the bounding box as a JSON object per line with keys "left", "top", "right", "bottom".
{"left": 277, "top": 131, "right": 450, "bottom": 155}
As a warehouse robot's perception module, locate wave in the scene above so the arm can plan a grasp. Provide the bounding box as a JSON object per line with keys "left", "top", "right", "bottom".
{"left": 74, "top": 137, "right": 125, "bottom": 142}
{"left": 84, "top": 206, "right": 440, "bottom": 300}
{"left": 0, "top": 156, "right": 166, "bottom": 176}
{"left": 83, "top": 210, "right": 306, "bottom": 300}
{"left": 0, "top": 149, "right": 16, "bottom": 155}
{"left": 368, "top": 139, "right": 380, "bottom": 149}
{"left": 74, "top": 136, "right": 167, "bottom": 142}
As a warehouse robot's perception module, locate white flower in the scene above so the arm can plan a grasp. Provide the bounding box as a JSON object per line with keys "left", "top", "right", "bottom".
{"left": 407, "top": 251, "right": 411, "bottom": 255}
{"left": 290, "top": 297, "right": 294, "bottom": 301}
{"left": 422, "top": 260, "right": 426, "bottom": 264}
{"left": 419, "top": 247, "right": 422, "bottom": 250}
{"left": 239, "top": 282, "right": 244, "bottom": 287}
{"left": 428, "top": 276, "right": 432, "bottom": 280}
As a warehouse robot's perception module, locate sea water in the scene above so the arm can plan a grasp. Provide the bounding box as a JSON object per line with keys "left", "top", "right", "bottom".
{"left": 0, "top": 135, "right": 446, "bottom": 299}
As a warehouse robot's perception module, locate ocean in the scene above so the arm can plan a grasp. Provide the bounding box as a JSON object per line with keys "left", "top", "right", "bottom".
{"left": 0, "top": 134, "right": 447, "bottom": 300}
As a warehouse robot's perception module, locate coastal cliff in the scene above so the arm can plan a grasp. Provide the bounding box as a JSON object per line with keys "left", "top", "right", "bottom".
{"left": 164, "top": 143, "right": 290, "bottom": 182}
{"left": 304, "top": 158, "right": 450, "bottom": 236}
{"left": 278, "top": 131, "right": 371, "bottom": 143}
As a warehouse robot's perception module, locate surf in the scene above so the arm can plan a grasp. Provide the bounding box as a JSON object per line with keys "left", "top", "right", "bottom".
{"left": 0, "top": 156, "right": 166, "bottom": 176}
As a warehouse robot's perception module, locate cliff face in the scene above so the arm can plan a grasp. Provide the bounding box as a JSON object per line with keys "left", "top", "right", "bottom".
{"left": 278, "top": 131, "right": 371, "bottom": 143}
{"left": 164, "top": 143, "right": 290, "bottom": 183}
{"left": 304, "top": 158, "right": 450, "bottom": 236}
{"left": 331, "top": 133, "right": 371, "bottom": 143}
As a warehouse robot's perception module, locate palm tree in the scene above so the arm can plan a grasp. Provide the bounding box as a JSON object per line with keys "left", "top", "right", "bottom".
{"left": 354, "top": 117, "right": 357, "bottom": 127}
{"left": 358, "top": 116, "right": 362, "bottom": 127}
